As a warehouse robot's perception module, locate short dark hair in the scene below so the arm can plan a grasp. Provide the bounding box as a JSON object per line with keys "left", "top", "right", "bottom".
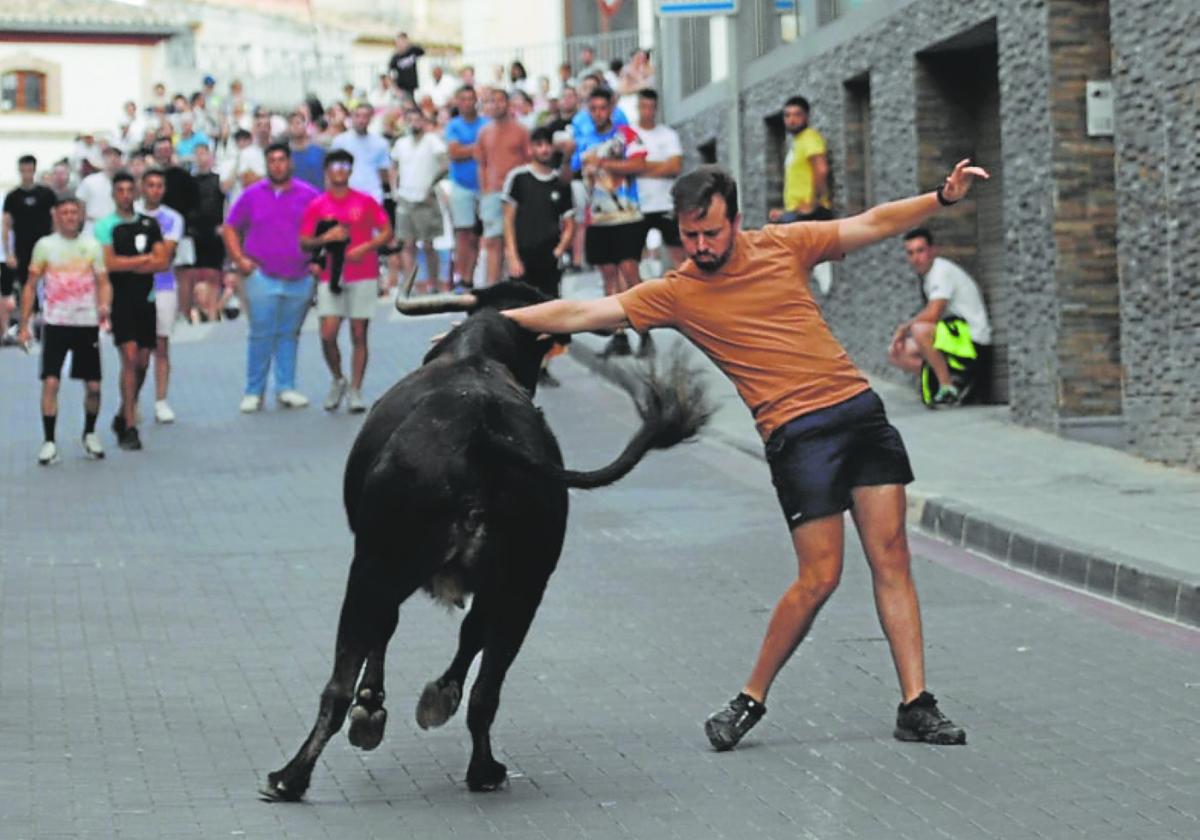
{"left": 18, "top": 154, "right": 36, "bottom": 167}
{"left": 904, "top": 227, "right": 934, "bottom": 245}
{"left": 141, "top": 167, "right": 166, "bottom": 183}
{"left": 102, "top": 146, "right": 123, "bottom": 158}
{"left": 55, "top": 196, "right": 83, "bottom": 210}
{"left": 324, "top": 149, "right": 354, "bottom": 168}
{"left": 784, "top": 95, "right": 810, "bottom": 113}
{"left": 112, "top": 171, "right": 135, "bottom": 188}
{"left": 671, "top": 165, "right": 739, "bottom": 221}
{"left": 233, "top": 128, "right": 252, "bottom": 142}
{"left": 638, "top": 88, "right": 659, "bottom": 103}
{"left": 265, "top": 142, "right": 291, "bottom": 159}
{"left": 588, "top": 87, "right": 614, "bottom": 103}
{"left": 456, "top": 84, "right": 476, "bottom": 97}
{"left": 530, "top": 126, "right": 554, "bottom": 145}
{"left": 153, "top": 135, "right": 173, "bottom": 149}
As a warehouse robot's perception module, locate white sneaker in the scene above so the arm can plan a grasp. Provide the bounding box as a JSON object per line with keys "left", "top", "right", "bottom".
{"left": 324, "top": 378, "right": 347, "bottom": 411}
{"left": 37, "top": 441, "right": 59, "bottom": 466}
{"left": 81, "top": 433, "right": 105, "bottom": 460}
{"left": 154, "top": 400, "right": 176, "bottom": 424}
{"left": 347, "top": 387, "right": 367, "bottom": 414}
{"left": 239, "top": 394, "right": 263, "bottom": 413}
{"left": 277, "top": 389, "right": 309, "bottom": 409}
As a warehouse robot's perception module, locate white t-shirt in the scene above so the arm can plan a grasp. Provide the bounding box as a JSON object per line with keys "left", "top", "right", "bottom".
{"left": 330, "top": 130, "right": 391, "bottom": 202}
{"left": 77, "top": 172, "right": 115, "bottom": 223}
{"left": 391, "top": 132, "right": 448, "bottom": 202}
{"left": 923, "top": 256, "right": 992, "bottom": 345}
{"left": 634, "top": 123, "right": 683, "bottom": 214}
{"left": 222, "top": 145, "right": 266, "bottom": 203}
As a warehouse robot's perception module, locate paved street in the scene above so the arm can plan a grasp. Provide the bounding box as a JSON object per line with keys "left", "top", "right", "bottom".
{"left": 1, "top": 306, "right": 1198, "bottom": 840}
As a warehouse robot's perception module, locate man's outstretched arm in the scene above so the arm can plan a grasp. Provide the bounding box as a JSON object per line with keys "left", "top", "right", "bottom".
{"left": 837, "top": 159, "right": 989, "bottom": 254}
{"left": 504, "top": 295, "right": 630, "bottom": 335}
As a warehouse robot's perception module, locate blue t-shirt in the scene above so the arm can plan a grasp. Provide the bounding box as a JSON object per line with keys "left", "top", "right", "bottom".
{"left": 291, "top": 143, "right": 326, "bottom": 191}
{"left": 176, "top": 132, "right": 211, "bottom": 160}
{"left": 445, "top": 115, "right": 488, "bottom": 191}
{"left": 569, "top": 106, "right": 628, "bottom": 172}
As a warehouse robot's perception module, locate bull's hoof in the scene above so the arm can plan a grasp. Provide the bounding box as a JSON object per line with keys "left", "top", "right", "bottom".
{"left": 347, "top": 704, "right": 388, "bottom": 750}
{"left": 466, "top": 758, "right": 508, "bottom": 792}
{"left": 416, "top": 679, "right": 461, "bottom": 730}
{"left": 260, "top": 770, "right": 307, "bottom": 803}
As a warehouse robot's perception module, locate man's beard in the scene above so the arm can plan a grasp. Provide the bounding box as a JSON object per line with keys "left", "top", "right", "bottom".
{"left": 268, "top": 171, "right": 289, "bottom": 185}
{"left": 691, "top": 242, "right": 734, "bottom": 273}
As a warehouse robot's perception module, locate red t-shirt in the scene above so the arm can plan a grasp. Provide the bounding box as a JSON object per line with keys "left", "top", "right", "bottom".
{"left": 299, "top": 189, "right": 390, "bottom": 283}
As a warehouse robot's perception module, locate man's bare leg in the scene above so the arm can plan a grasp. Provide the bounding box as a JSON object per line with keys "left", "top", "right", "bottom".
{"left": 849, "top": 484, "right": 925, "bottom": 703}
{"left": 349, "top": 319, "right": 369, "bottom": 390}
{"left": 483, "top": 236, "right": 503, "bottom": 285}
{"left": 454, "top": 229, "right": 478, "bottom": 288}
{"left": 319, "top": 316, "right": 344, "bottom": 381}
{"left": 909, "top": 321, "right": 953, "bottom": 386}
{"left": 742, "top": 514, "right": 846, "bottom": 702}
{"left": 888, "top": 334, "right": 924, "bottom": 375}
{"left": 423, "top": 243, "right": 441, "bottom": 290}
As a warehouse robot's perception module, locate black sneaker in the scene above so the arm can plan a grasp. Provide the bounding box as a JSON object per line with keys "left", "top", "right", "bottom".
{"left": 111, "top": 412, "right": 127, "bottom": 437}
{"left": 894, "top": 692, "right": 966, "bottom": 745}
{"left": 636, "top": 333, "right": 656, "bottom": 359}
{"left": 704, "top": 692, "right": 765, "bottom": 751}
{"left": 118, "top": 426, "right": 143, "bottom": 451}
{"left": 599, "top": 332, "right": 632, "bottom": 359}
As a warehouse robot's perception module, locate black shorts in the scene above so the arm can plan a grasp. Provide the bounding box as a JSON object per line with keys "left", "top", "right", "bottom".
{"left": 515, "top": 246, "right": 562, "bottom": 299}
{"left": 764, "top": 388, "right": 914, "bottom": 528}
{"left": 41, "top": 324, "right": 102, "bottom": 382}
{"left": 0, "top": 263, "right": 15, "bottom": 296}
{"left": 111, "top": 284, "right": 157, "bottom": 349}
{"left": 585, "top": 222, "right": 644, "bottom": 266}
{"left": 641, "top": 211, "right": 681, "bottom": 248}
{"left": 192, "top": 230, "right": 225, "bottom": 270}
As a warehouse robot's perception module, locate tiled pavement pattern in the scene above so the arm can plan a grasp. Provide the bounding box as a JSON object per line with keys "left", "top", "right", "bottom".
{"left": 1, "top": 305, "right": 1198, "bottom": 839}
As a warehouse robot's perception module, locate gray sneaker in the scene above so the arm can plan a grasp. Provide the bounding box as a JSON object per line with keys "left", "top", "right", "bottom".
{"left": 347, "top": 387, "right": 367, "bottom": 414}
{"left": 894, "top": 691, "right": 966, "bottom": 745}
{"left": 324, "top": 378, "right": 347, "bottom": 411}
{"left": 704, "top": 692, "right": 766, "bottom": 751}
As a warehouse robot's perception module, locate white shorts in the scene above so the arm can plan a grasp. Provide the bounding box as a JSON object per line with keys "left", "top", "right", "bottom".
{"left": 479, "top": 192, "right": 505, "bottom": 239}
{"left": 570, "top": 180, "right": 588, "bottom": 224}
{"left": 316, "top": 280, "right": 376, "bottom": 320}
{"left": 155, "top": 289, "right": 177, "bottom": 338}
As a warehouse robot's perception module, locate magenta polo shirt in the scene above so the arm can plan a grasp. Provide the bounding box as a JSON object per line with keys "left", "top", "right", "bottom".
{"left": 299, "top": 189, "right": 390, "bottom": 283}
{"left": 225, "top": 178, "right": 320, "bottom": 279}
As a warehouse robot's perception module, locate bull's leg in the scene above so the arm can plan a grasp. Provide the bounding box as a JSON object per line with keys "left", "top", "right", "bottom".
{"left": 465, "top": 593, "right": 542, "bottom": 792}
{"left": 262, "top": 558, "right": 406, "bottom": 802}
{"left": 347, "top": 605, "right": 399, "bottom": 751}
{"left": 417, "top": 597, "right": 488, "bottom": 730}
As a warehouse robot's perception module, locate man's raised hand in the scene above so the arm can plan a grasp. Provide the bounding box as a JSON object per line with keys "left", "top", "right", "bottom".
{"left": 941, "top": 159, "right": 990, "bottom": 203}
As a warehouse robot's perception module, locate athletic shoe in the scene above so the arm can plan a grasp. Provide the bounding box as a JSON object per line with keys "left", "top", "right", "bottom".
{"left": 704, "top": 692, "right": 766, "bottom": 751}
{"left": 599, "top": 332, "right": 632, "bottom": 359}
{"left": 636, "top": 333, "right": 656, "bottom": 359}
{"left": 932, "top": 384, "right": 960, "bottom": 406}
{"left": 894, "top": 691, "right": 966, "bottom": 745}
{"left": 81, "top": 433, "right": 105, "bottom": 460}
{"left": 118, "top": 427, "right": 142, "bottom": 451}
{"left": 154, "top": 400, "right": 176, "bottom": 424}
{"left": 239, "top": 394, "right": 263, "bottom": 413}
{"left": 347, "top": 387, "right": 367, "bottom": 414}
{"left": 538, "top": 368, "right": 561, "bottom": 388}
{"left": 111, "top": 412, "right": 127, "bottom": 437}
{"left": 37, "top": 441, "right": 60, "bottom": 466}
{"left": 277, "top": 390, "right": 310, "bottom": 409}
{"left": 324, "top": 378, "right": 347, "bottom": 411}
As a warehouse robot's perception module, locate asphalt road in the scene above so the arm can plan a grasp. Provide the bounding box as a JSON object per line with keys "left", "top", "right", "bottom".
{"left": 1, "top": 305, "right": 1197, "bottom": 839}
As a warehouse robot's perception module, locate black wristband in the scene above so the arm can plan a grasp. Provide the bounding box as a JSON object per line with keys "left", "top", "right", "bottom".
{"left": 936, "top": 184, "right": 958, "bottom": 206}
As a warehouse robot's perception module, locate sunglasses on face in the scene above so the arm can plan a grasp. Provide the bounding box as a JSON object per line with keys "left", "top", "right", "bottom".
{"left": 328, "top": 161, "right": 353, "bottom": 171}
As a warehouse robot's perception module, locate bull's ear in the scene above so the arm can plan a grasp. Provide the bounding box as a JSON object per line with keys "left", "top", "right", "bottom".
{"left": 395, "top": 293, "right": 477, "bottom": 316}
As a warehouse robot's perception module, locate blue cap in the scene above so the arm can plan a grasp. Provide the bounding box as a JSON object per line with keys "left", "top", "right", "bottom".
{"left": 203, "top": 75, "right": 216, "bottom": 86}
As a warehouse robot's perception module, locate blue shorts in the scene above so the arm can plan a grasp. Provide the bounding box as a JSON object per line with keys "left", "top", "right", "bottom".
{"left": 764, "top": 388, "right": 914, "bottom": 528}
{"left": 449, "top": 183, "right": 479, "bottom": 230}
{"left": 479, "top": 192, "right": 505, "bottom": 239}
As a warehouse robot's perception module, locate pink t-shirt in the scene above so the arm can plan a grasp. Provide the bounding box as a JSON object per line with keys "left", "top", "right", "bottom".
{"left": 299, "top": 189, "right": 390, "bottom": 283}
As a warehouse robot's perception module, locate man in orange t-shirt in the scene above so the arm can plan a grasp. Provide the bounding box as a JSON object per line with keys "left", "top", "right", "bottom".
{"left": 504, "top": 159, "right": 989, "bottom": 751}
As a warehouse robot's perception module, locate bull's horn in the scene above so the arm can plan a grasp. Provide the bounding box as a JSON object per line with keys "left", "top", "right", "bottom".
{"left": 395, "top": 293, "right": 477, "bottom": 315}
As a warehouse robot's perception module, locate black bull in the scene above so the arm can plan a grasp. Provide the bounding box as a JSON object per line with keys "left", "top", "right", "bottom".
{"left": 262, "top": 281, "right": 711, "bottom": 801}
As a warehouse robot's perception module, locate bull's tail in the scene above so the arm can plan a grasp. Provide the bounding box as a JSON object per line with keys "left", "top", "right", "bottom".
{"left": 487, "top": 345, "right": 713, "bottom": 489}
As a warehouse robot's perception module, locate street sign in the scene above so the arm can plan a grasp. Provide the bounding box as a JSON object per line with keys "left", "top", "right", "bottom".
{"left": 656, "top": 0, "right": 738, "bottom": 17}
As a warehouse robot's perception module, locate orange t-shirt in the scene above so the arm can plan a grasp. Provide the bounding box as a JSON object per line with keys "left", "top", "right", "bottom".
{"left": 475, "top": 118, "right": 532, "bottom": 194}
{"left": 618, "top": 223, "right": 869, "bottom": 441}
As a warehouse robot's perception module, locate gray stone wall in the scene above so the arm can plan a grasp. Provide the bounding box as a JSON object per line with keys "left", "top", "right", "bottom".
{"left": 1110, "top": 0, "right": 1200, "bottom": 467}
{"left": 666, "top": 0, "right": 1199, "bottom": 467}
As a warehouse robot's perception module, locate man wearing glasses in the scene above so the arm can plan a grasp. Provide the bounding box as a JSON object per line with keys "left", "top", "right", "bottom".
{"left": 299, "top": 149, "right": 392, "bottom": 414}
{"left": 222, "top": 143, "right": 321, "bottom": 413}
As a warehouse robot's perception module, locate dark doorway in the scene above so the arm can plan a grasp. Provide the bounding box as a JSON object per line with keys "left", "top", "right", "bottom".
{"left": 764, "top": 112, "right": 785, "bottom": 218}
{"left": 698, "top": 138, "right": 718, "bottom": 165}
{"left": 916, "top": 20, "right": 1008, "bottom": 403}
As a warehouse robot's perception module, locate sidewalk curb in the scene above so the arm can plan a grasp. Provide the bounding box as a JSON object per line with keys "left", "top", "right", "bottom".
{"left": 569, "top": 339, "right": 1200, "bottom": 630}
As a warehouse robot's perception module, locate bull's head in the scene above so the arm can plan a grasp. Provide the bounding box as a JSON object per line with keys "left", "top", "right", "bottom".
{"left": 395, "top": 276, "right": 569, "bottom": 395}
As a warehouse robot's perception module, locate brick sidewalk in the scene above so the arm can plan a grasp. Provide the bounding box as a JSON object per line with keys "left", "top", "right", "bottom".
{"left": 0, "top": 310, "right": 1197, "bottom": 839}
